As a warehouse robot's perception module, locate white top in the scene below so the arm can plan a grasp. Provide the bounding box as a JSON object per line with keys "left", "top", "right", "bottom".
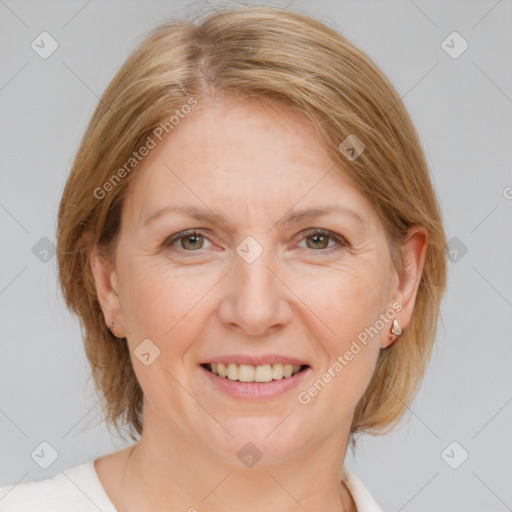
{"left": 0, "top": 460, "right": 383, "bottom": 511}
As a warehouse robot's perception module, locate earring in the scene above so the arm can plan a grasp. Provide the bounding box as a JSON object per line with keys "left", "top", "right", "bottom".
{"left": 108, "top": 320, "right": 115, "bottom": 331}
{"left": 391, "top": 319, "right": 402, "bottom": 336}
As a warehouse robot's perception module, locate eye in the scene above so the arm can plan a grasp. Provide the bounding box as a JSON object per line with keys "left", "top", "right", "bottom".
{"left": 164, "top": 230, "right": 213, "bottom": 251}
{"left": 162, "top": 228, "right": 349, "bottom": 255}
{"left": 298, "top": 228, "right": 348, "bottom": 252}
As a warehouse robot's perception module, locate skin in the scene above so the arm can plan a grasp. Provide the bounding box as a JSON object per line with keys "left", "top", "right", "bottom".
{"left": 91, "top": 95, "right": 427, "bottom": 512}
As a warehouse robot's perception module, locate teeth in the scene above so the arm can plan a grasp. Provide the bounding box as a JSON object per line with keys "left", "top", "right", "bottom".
{"left": 254, "top": 364, "right": 272, "bottom": 382}
{"left": 206, "top": 362, "right": 304, "bottom": 382}
{"left": 227, "top": 363, "right": 238, "bottom": 380}
{"left": 217, "top": 363, "right": 227, "bottom": 378}
{"left": 239, "top": 364, "right": 255, "bottom": 382}
{"left": 272, "top": 364, "right": 284, "bottom": 380}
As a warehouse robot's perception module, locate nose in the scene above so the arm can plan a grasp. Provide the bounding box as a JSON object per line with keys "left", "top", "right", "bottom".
{"left": 217, "top": 243, "right": 294, "bottom": 337}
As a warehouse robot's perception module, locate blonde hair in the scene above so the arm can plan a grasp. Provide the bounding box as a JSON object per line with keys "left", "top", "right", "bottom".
{"left": 57, "top": 5, "right": 447, "bottom": 442}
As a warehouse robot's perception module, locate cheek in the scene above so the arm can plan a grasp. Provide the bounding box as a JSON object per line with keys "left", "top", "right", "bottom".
{"left": 118, "top": 259, "right": 221, "bottom": 351}
{"left": 292, "top": 267, "right": 385, "bottom": 411}
{"left": 293, "top": 263, "right": 386, "bottom": 348}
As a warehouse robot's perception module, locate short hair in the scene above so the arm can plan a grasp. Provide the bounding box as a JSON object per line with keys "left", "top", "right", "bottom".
{"left": 57, "top": 5, "right": 447, "bottom": 442}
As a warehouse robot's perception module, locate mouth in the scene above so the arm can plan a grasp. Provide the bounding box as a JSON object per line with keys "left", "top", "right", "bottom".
{"left": 200, "top": 362, "right": 310, "bottom": 383}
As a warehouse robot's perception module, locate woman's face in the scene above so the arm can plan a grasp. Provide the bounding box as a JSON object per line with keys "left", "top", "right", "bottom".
{"left": 93, "top": 96, "right": 422, "bottom": 465}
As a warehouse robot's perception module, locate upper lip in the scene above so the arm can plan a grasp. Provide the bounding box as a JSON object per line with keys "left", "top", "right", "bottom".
{"left": 200, "top": 355, "right": 310, "bottom": 367}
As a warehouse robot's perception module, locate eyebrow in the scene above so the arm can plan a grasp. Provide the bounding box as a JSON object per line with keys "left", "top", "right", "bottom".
{"left": 143, "top": 203, "right": 365, "bottom": 228}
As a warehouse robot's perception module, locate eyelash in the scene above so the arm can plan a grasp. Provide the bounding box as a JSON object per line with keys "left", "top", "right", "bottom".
{"left": 162, "top": 228, "right": 349, "bottom": 255}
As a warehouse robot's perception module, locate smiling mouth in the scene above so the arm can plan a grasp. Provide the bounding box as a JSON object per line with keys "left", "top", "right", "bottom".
{"left": 201, "top": 363, "right": 309, "bottom": 383}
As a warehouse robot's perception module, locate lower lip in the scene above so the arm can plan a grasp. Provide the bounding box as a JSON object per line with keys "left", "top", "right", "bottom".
{"left": 199, "top": 365, "right": 311, "bottom": 400}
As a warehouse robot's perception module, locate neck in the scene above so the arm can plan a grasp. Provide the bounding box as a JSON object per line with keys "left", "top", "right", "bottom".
{"left": 111, "top": 411, "right": 355, "bottom": 511}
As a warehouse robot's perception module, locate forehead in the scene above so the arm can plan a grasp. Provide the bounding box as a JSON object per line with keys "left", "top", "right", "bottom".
{"left": 123, "top": 97, "right": 379, "bottom": 229}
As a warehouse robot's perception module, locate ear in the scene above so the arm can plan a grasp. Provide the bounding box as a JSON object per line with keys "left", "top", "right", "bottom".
{"left": 89, "top": 246, "right": 127, "bottom": 338}
{"left": 381, "top": 226, "right": 428, "bottom": 349}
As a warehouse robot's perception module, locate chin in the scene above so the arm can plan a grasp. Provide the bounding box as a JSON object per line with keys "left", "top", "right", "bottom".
{"left": 200, "top": 416, "right": 308, "bottom": 462}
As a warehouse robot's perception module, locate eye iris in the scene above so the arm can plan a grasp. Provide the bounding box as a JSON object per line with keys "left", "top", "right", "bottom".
{"left": 182, "top": 233, "right": 203, "bottom": 250}
{"left": 307, "top": 233, "right": 329, "bottom": 249}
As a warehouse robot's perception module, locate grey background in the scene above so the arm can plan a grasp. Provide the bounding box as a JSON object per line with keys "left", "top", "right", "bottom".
{"left": 1, "top": 0, "right": 511, "bottom": 511}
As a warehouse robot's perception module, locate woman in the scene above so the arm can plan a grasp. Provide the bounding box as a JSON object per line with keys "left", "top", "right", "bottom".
{"left": 0, "top": 5, "right": 446, "bottom": 511}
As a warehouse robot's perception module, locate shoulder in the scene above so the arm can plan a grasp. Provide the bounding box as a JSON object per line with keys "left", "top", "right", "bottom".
{"left": 342, "top": 465, "right": 384, "bottom": 512}
{"left": 0, "top": 460, "right": 116, "bottom": 512}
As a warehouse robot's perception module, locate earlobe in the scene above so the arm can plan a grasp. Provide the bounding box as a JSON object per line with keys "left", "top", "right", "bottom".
{"left": 89, "top": 247, "right": 126, "bottom": 338}
{"left": 381, "top": 226, "right": 428, "bottom": 349}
